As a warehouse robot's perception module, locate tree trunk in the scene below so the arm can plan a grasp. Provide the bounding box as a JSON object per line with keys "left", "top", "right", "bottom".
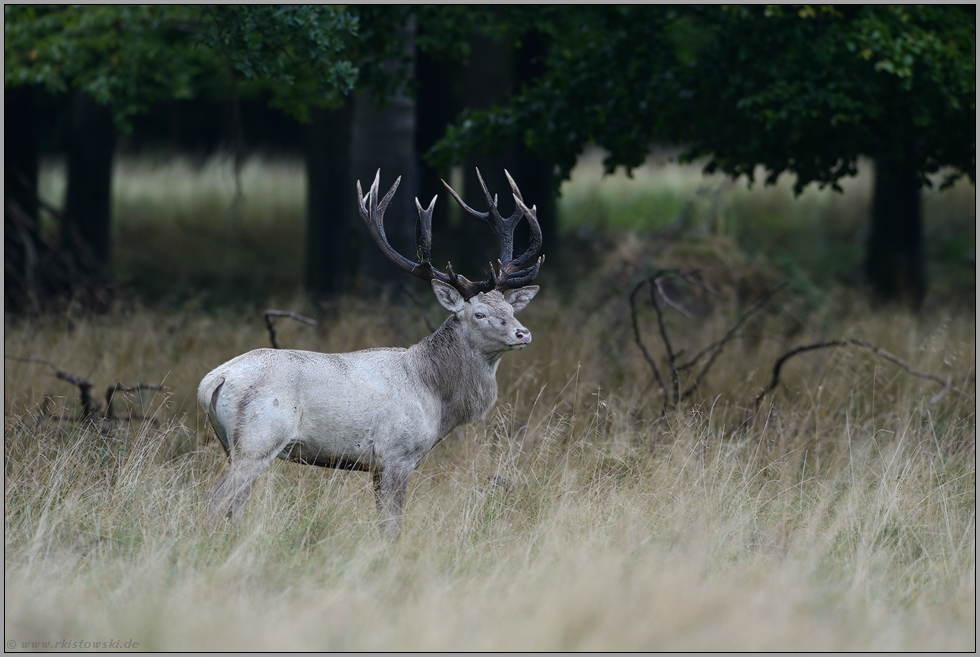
{"left": 166, "top": 99, "right": 181, "bottom": 158}
{"left": 460, "top": 32, "right": 518, "bottom": 277}
{"left": 64, "top": 90, "right": 116, "bottom": 296}
{"left": 350, "top": 17, "right": 418, "bottom": 290}
{"left": 415, "top": 46, "right": 462, "bottom": 269}
{"left": 513, "top": 29, "right": 559, "bottom": 263}
{"left": 305, "top": 98, "right": 354, "bottom": 299}
{"left": 866, "top": 157, "right": 925, "bottom": 310}
{"left": 4, "top": 85, "right": 40, "bottom": 313}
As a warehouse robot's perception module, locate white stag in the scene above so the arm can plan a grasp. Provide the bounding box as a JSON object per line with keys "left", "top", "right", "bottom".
{"left": 197, "top": 169, "right": 544, "bottom": 537}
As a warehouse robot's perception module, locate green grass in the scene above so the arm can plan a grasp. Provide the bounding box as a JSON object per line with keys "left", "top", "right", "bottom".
{"left": 36, "top": 148, "right": 975, "bottom": 308}
{"left": 40, "top": 155, "right": 307, "bottom": 305}
{"left": 559, "top": 148, "right": 976, "bottom": 301}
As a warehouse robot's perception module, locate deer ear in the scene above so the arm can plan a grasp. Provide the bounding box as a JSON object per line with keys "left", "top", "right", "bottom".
{"left": 432, "top": 280, "right": 465, "bottom": 313}
{"left": 503, "top": 286, "right": 538, "bottom": 313}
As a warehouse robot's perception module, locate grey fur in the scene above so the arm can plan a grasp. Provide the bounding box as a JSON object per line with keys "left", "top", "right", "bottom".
{"left": 198, "top": 281, "right": 539, "bottom": 538}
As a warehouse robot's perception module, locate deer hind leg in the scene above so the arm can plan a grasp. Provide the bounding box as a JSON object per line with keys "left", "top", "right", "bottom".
{"left": 208, "top": 457, "right": 269, "bottom": 524}
{"left": 373, "top": 463, "right": 413, "bottom": 540}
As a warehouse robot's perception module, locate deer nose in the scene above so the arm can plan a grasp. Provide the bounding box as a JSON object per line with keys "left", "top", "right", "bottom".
{"left": 514, "top": 327, "right": 531, "bottom": 344}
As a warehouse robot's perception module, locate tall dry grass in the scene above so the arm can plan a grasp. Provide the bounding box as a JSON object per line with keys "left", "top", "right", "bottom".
{"left": 4, "top": 282, "right": 975, "bottom": 650}
{"left": 7, "top": 153, "right": 975, "bottom": 650}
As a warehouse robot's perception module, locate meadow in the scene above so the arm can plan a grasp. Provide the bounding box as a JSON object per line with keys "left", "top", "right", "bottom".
{"left": 4, "top": 152, "right": 976, "bottom": 650}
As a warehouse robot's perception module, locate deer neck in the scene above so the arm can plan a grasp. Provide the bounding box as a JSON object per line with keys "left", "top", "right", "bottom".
{"left": 411, "top": 316, "right": 499, "bottom": 436}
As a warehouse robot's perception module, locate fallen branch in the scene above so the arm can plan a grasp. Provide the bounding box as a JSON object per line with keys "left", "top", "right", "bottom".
{"left": 630, "top": 270, "right": 786, "bottom": 413}
{"left": 104, "top": 382, "right": 163, "bottom": 420}
{"left": 753, "top": 338, "right": 970, "bottom": 409}
{"left": 680, "top": 281, "right": 789, "bottom": 399}
{"left": 628, "top": 271, "right": 970, "bottom": 419}
{"left": 6, "top": 355, "right": 165, "bottom": 423}
{"left": 6, "top": 356, "right": 98, "bottom": 417}
{"left": 263, "top": 309, "right": 317, "bottom": 349}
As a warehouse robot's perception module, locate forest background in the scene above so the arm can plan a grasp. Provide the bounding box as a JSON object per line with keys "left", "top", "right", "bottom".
{"left": 4, "top": 5, "right": 976, "bottom": 651}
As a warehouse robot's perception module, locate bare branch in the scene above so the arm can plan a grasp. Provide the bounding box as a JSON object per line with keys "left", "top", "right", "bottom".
{"left": 753, "top": 338, "right": 972, "bottom": 409}
{"left": 929, "top": 370, "right": 953, "bottom": 405}
{"left": 6, "top": 355, "right": 98, "bottom": 417}
{"left": 105, "top": 382, "right": 163, "bottom": 420}
{"left": 6, "top": 355, "right": 58, "bottom": 369}
{"left": 654, "top": 276, "right": 691, "bottom": 318}
{"left": 263, "top": 310, "right": 317, "bottom": 325}
{"left": 649, "top": 273, "right": 680, "bottom": 408}
{"left": 679, "top": 281, "right": 788, "bottom": 373}
{"left": 626, "top": 267, "right": 970, "bottom": 420}
{"left": 680, "top": 281, "right": 788, "bottom": 399}
{"left": 678, "top": 269, "right": 722, "bottom": 299}
{"left": 7, "top": 356, "right": 167, "bottom": 424}
{"left": 629, "top": 279, "right": 669, "bottom": 409}
{"left": 847, "top": 338, "right": 970, "bottom": 399}
{"left": 263, "top": 309, "right": 317, "bottom": 349}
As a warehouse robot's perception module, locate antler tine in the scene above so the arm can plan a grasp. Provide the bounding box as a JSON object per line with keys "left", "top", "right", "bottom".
{"left": 377, "top": 171, "right": 400, "bottom": 214}
{"left": 356, "top": 169, "right": 424, "bottom": 279}
{"left": 414, "top": 194, "right": 486, "bottom": 299}
{"left": 508, "top": 194, "right": 543, "bottom": 271}
{"left": 475, "top": 168, "right": 527, "bottom": 267}
{"left": 441, "top": 168, "right": 545, "bottom": 291}
{"left": 496, "top": 254, "right": 545, "bottom": 290}
{"left": 415, "top": 195, "right": 437, "bottom": 265}
{"left": 440, "top": 176, "right": 491, "bottom": 225}
{"left": 504, "top": 169, "right": 524, "bottom": 204}
{"left": 410, "top": 193, "right": 486, "bottom": 297}
{"left": 446, "top": 262, "right": 486, "bottom": 299}
{"left": 474, "top": 168, "right": 499, "bottom": 219}
{"left": 357, "top": 170, "right": 491, "bottom": 299}
{"left": 488, "top": 170, "right": 543, "bottom": 289}
{"left": 360, "top": 169, "right": 542, "bottom": 298}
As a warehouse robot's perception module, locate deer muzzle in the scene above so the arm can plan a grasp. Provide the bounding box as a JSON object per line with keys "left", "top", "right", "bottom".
{"left": 510, "top": 326, "right": 532, "bottom": 349}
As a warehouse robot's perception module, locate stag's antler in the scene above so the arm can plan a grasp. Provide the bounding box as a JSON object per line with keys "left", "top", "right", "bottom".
{"left": 357, "top": 168, "right": 544, "bottom": 300}
{"left": 440, "top": 168, "right": 544, "bottom": 292}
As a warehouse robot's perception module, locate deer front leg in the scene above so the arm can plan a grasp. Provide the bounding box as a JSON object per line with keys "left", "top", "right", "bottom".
{"left": 373, "top": 463, "right": 413, "bottom": 540}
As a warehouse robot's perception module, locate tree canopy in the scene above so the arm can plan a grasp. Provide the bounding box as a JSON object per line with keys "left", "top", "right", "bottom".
{"left": 4, "top": 5, "right": 360, "bottom": 126}
{"left": 4, "top": 5, "right": 973, "bottom": 310}
{"left": 431, "top": 5, "right": 975, "bottom": 192}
